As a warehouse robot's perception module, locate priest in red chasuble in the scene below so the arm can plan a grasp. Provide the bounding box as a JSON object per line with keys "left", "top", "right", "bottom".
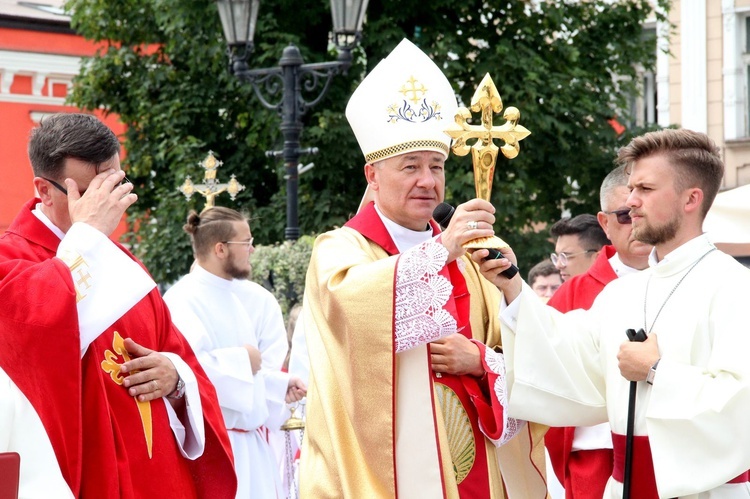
{"left": 299, "top": 38, "right": 548, "bottom": 498}
{"left": 0, "top": 113, "right": 235, "bottom": 498}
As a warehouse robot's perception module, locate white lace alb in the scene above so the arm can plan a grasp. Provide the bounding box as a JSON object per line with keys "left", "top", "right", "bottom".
{"left": 394, "top": 239, "right": 456, "bottom": 352}
{"left": 484, "top": 347, "right": 525, "bottom": 446}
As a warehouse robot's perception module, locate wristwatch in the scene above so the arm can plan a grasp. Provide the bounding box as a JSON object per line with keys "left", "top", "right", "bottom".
{"left": 646, "top": 358, "right": 660, "bottom": 385}
{"left": 167, "top": 376, "right": 186, "bottom": 400}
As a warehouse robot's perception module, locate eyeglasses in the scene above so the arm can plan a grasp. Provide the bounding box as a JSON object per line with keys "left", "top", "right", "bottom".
{"left": 43, "top": 175, "right": 132, "bottom": 196}
{"left": 222, "top": 238, "right": 254, "bottom": 249}
{"left": 550, "top": 250, "right": 597, "bottom": 267}
{"left": 604, "top": 208, "right": 632, "bottom": 225}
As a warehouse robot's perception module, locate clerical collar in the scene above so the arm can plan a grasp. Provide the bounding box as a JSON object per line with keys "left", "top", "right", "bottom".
{"left": 32, "top": 203, "right": 66, "bottom": 240}
{"left": 374, "top": 204, "right": 433, "bottom": 253}
{"left": 192, "top": 262, "right": 235, "bottom": 288}
{"left": 647, "top": 234, "right": 714, "bottom": 274}
{"left": 608, "top": 252, "right": 640, "bottom": 277}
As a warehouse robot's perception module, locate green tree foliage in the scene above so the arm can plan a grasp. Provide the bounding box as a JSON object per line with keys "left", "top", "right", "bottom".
{"left": 66, "top": 0, "right": 666, "bottom": 284}
{"left": 249, "top": 235, "right": 314, "bottom": 319}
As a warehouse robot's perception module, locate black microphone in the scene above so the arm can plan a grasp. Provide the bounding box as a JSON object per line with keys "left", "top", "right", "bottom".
{"left": 433, "top": 202, "right": 519, "bottom": 279}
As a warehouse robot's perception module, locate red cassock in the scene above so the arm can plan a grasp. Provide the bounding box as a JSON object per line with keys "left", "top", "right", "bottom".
{"left": 545, "top": 245, "right": 618, "bottom": 499}
{"left": 0, "top": 199, "right": 236, "bottom": 498}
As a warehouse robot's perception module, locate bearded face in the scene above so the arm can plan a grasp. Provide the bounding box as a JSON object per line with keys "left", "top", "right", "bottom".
{"left": 223, "top": 254, "right": 251, "bottom": 280}
{"left": 632, "top": 211, "right": 680, "bottom": 246}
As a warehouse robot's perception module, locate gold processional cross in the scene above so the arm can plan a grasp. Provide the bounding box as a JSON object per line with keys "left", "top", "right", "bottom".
{"left": 178, "top": 151, "right": 245, "bottom": 211}
{"left": 445, "top": 73, "right": 530, "bottom": 250}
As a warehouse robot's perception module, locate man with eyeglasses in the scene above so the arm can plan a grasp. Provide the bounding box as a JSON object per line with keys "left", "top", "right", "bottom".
{"left": 0, "top": 113, "right": 235, "bottom": 498}
{"left": 163, "top": 206, "right": 306, "bottom": 498}
{"left": 545, "top": 165, "right": 652, "bottom": 499}
{"left": 550, "top": 214, "right": 611, "bottom": 281}
{"left": 473, "top": 128, "right": 750, "bottom": 498}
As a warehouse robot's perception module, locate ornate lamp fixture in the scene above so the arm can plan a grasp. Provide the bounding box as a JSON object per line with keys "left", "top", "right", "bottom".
{"left": 216, "top": 0, "right": 368, "bottom": 240}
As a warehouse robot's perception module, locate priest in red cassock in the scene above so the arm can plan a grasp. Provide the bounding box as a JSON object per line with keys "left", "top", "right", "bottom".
{"left": 0, "top": 113, "right": 236, "bottom": 498}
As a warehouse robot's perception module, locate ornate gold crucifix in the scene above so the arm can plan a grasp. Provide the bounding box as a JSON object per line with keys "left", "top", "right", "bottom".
{"left": 445, "top": 73, "right": 530, "bottom": 249}
{"left": 178, "top": 151, "right": 245, "bottom": 211}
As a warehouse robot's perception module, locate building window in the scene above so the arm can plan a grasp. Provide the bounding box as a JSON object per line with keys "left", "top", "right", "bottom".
{"left": 626, "top": 27, "right": 658, "bottom": 129}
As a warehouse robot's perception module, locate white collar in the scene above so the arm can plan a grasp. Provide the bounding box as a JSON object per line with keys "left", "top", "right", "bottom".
{"left": 374, "top": 204, "right": 433, "bottom": 253}
{"left": 31, "top": 203, "right": 66, "bottom": 240}
{"left": 608, "top": 252, "right": 641, "bottom": 277}
{"left": 191, "top": 262, "right": 235, "bottom": 289}
{"left": 648, "top": 234, "right": 716, "bottom": 277}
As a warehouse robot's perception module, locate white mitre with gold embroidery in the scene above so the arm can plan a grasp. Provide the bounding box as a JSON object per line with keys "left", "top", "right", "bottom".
{"left": 346, "top": 38, "right": 458, "bottom": 164}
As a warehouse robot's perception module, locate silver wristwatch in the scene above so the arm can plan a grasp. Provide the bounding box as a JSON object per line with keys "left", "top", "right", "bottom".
{"left": 167, "top": 376, "right": 186, "bottom": 400}
{"left": 646, "top": 358, "right": 660, "bottom": 385}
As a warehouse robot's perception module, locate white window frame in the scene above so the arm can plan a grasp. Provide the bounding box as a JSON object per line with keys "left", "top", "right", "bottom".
{"left": 722, "top": 2, "right": 750, "bottom": 140}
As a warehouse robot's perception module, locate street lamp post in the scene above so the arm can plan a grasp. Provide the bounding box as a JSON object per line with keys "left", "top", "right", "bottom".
{"left": 216, "top": 0, "right": 368, "bottom": 241}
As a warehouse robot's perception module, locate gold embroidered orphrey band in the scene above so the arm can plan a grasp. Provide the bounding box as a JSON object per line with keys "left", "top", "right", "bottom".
{"left": 365, "top": 140, "right": 450, "bottom": 163}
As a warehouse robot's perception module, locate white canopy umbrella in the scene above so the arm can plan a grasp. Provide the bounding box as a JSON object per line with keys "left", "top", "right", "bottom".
{"left": 703, "top": 184, "right": 750, "bottom": 256}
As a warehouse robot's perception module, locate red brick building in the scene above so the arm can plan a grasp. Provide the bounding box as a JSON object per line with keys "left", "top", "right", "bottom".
{"left": 0, "top": 0, "right": 125, "bottom": 233}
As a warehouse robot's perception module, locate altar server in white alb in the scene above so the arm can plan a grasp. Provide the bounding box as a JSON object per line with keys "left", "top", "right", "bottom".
{"left": 473, "top": 128, "right": 750, "bottom": 498}
{"left": 164, "top": 206, "right": 307, "bottom": 498}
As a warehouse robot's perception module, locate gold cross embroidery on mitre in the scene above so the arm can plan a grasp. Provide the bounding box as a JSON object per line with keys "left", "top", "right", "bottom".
{"left": 400, "top": 76, "right": 428, "bottom": 104}
{"left": 445, "top": 73, "right": 530, "bottom": 202}
{"left": 101, "top": 331, "right": 153, "bottom": 458}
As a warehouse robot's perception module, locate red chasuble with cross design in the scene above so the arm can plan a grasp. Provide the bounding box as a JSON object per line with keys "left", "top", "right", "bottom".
{"left": 0, "top": 199, "right": 236, "bottom": 498}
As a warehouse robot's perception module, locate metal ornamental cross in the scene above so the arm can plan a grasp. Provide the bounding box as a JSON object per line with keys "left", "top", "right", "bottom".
{"left": 445, "top": 73, "right": 530, "bottom": 201}
{"left": 400, "top": 76, "right": 428, "bottom": 104}
{"left": 178, "top": 151, "right": 245, "bottom": 211}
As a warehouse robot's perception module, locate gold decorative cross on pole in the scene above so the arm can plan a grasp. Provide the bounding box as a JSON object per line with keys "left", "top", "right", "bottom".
{"left": 445, "top": 73, "right": 530, "bottom": 202}
{"left": 445, "top": 73, "right": 530, "bottom": 250}
{"left": 178, "top": 151, "right": 245, "bottom": 211}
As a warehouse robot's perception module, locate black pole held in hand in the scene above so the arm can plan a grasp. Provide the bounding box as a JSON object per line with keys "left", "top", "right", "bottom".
{"left": 432, "top": 202, "right": 519, "bottom": 279}
{"left": 623, "top": 327, "right": 647, "bottom": 499}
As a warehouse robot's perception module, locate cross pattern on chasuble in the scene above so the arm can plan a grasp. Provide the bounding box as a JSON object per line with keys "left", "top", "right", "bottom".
{"left": 101, "top": 331, "right": 153, "bottom": 458}
{"left": 57, "top": 249, "right": 93, "bottom": 304}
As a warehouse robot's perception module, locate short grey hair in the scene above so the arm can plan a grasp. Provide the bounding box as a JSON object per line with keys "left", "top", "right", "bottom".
{"left": 599, "top": 165, "right": 629, "bottom": 211}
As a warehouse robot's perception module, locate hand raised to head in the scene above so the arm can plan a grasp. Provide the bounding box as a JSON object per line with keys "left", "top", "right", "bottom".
{"left": 67, "top": 169, "right": 137, "bottom": 236}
